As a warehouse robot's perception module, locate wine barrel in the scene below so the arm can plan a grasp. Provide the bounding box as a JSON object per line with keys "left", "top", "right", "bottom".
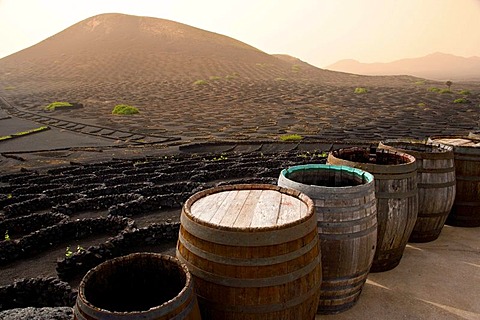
{"left": 278, "top": 164, "right": 377, "bottom": 314}
{"left": 327, "top": 147, "right": 418, "bottom": 272}
{"left": 379, "top": 140, "right": 456, "bottom": 242}
{"left": 176, "top": 184, "right": 321, "bottom": 320}
{"left": 74, "top": 253, "right": 201, "bottom": 320}
{"left": 428, "top": 137, "right": 480, "bottom": 227}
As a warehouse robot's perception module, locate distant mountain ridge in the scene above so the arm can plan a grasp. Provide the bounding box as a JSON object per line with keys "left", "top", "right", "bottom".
{"left": 327, "top": 52, "right": 480, "bottom": 81}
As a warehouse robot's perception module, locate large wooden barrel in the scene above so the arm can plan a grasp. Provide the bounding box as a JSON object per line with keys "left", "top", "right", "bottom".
{"left": 327, "top": 147, "right": 418, "bottom": 272}
{"left": 278, "top": 164, "right": 377, "bottom": 314}
{"left": 428, "top": 137, "right": 480, "bottom": 227}
{"left": 379, "top": 140, "right": 456, "bottom": 242}
{"left": 176, "top": 184, "right": 321, "bottom": 320}
{"left": 74, "top": 253, "right": 201, "bottom": 320}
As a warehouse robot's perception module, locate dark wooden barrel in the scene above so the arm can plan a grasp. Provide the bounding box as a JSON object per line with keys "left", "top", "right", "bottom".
{"left": 379, "top": 140, "right": 456, "bottom": 242}
{"left": 176, "top": 184, "right": 321, "bottom": 320}
{"left": 278, "top": 164, "right": 377, "bottom": 314}
{"left": 428, "top": 137, "right": 480, "bottom": 227}
{"left": 327, "top": 147, "right": 418, "bottom": 272}
{"left": 74, "top": 253, "right": 201, "bottom": 320}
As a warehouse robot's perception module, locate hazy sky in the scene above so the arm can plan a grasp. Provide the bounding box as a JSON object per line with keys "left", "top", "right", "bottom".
{"left": 0, "top": 0, "right": 479, "bottom": 67}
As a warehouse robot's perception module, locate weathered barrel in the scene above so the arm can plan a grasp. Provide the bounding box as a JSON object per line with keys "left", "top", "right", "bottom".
{"left": 278, "top": 164, "right": 377, "bottom": 314}
{"left": 428, "top": 136, "right": 480, "bottom": 227}
{"left": 74, "top": 253, "right": 201, "bottom": 320}
{"left": 176, "top": 184, "right": 321, "bottom": 320}
{"left": 379, "top": 140, "right": 456, "bottom": 242}
{"left": 327, "top": 147, "right": 418, "bottom": 272}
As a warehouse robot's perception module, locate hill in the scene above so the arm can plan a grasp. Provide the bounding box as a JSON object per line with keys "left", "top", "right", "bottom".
{"left": 0, "top": 13, "right": 306, "bottom": 83}
{"left": 327, "top": 52, "right": 480, "bottom": 81}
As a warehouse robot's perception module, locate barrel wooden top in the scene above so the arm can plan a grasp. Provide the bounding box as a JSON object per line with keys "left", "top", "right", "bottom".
{"left": 431, "top": 138, "right": 480, "bottom": 148}
{"left": 189, "top": 189, "right": 309, "bottom": 228}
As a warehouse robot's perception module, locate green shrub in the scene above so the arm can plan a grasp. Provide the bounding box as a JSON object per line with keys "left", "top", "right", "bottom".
{"left": 112, "top": 104, "right": 139, "bottom": 115}
{"left": 44, "top": 101, "right": 73, "bottom": 111}
{"left": 428, "top": 87, "right": 440, "bottom": 92}
{"left": 459, "top": 90, "right": 471, "bottom": 95}
{"left": 354, "top": 87, "right": 368, "bottom": 94}
{"left": 193, "top": 79, "right": 208, "bottom": 85}
{"left": 439, "top": 89, "right": 452, "bottom": 94}
{"left": 453, "top": 98, "right": 470, "bottom": 104}
{"left": 279, "top": 134, "right": 303, "bottom": 141}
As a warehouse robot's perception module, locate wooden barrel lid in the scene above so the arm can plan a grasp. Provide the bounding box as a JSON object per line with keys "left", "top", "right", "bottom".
{"left": 429, "top": 137, "right": 480, "bottom": 157}
{"left": 430, "top": 137, "right": 480, "bottom": 148}
{"left": 185, "top": 184, "right": 312, "bottom": 230}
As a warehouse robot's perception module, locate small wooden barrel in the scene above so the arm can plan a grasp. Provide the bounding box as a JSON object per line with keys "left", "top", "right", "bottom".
{"left": 379, "top": 140, "right": 456, "bottom": 242}
{"left": 428, "top": 137, "right": 480, "bottom": 227}
{"left": 74, "top": 253, "right": 201, "bottom": 320}
{"left": 176, "top": 184, "right": 321, "bottom": 320}
{"left": 278, "top": 164, "right": 377, "bottom": 314}
{"left": 328, "top": 147, "right": 418, "bottom": 272}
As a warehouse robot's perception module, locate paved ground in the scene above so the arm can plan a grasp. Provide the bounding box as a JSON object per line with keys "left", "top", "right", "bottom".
{"left": 325, "top": 225, "right": 480, "bottom": 320}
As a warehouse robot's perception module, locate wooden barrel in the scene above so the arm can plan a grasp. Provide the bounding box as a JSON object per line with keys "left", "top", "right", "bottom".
{"left": 74, "top": 253, "right": 201, "bottom": 320}
{"left": 327, "top": 147, "right": 418, "bottom": 272}
{"left": 176, "top": 184, "right": 321, "bottom": 320}
{"left": 278, "top": 164, "right": 377, "bottom": 314}
{"left": 428, "top": 137, "right": 480, "bottom": 227}
{"left": 379, "top": 140, "right": 456, "bottom": 242}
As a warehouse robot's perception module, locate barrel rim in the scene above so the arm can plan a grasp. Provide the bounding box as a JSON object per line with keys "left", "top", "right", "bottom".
{"left": 328, "top": 147, "right": 417, "bottom": 174}
{"left": 183, "top": 183, "right": 315, "bottom": 231}
{"left": 279, "top": 164, "right": 375, "bottom": 194}
{"left": 77, "top": 252, "right": 194, "bottom": 317}
{"left": 379, "top": 140, "right": 454, "bottom": 160}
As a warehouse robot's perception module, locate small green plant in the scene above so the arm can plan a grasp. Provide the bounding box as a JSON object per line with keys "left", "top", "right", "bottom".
{"left": 4, "top": 86, "right": 15, "bottom": 90}
{"left": 453, "top": 98, "right": 470, "bottom": 104}
{"left": 65, "top": 245, "right": 85, "bottom": 258}
{"left": 279, "top": 134, "right": 303, "bottom": 141}
{"left": 65, "top": 246, "right": 73, "bottom": 258}
{"left": 44, "top": 101, "right": 73, "bottom": 111}
{"left": 299, "top": 150, "right": 328, "bottom": 158}
{"left": 7, "top": 194, "right": 12, "bottom": 199}
{"left": 4, "top": 231, "right": 10, "bottom": 241}
{"left": 209, "top": 76, "right": 221, "bottom": 80}
{"left": 212, "top": 154, "right": 228, "bottom": 161}
{"left": 417, "top": 102, "right": 426, "bottom": 107}
{"left": 193, "top": 79, "right": 208, "bottom": 85}
{"left": 439, "top": 89, "right": 452, "bottom": 94}
{"left": 112, "top": 104, "right": 139, "bottom": 115}
{"left": 275, "top": 77, "right": 286, "bottom": 82}
{"left": 414, "top": 80, "right": 426, "bottom": 85}
{"left": 354, "top": 87, "right": 368, "bottom": 94}
{"left": 428, "top": 87, "right": 441, "bottom": 93}
{"left": 459, "top": 90, "right": 471, "bottom": 95}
